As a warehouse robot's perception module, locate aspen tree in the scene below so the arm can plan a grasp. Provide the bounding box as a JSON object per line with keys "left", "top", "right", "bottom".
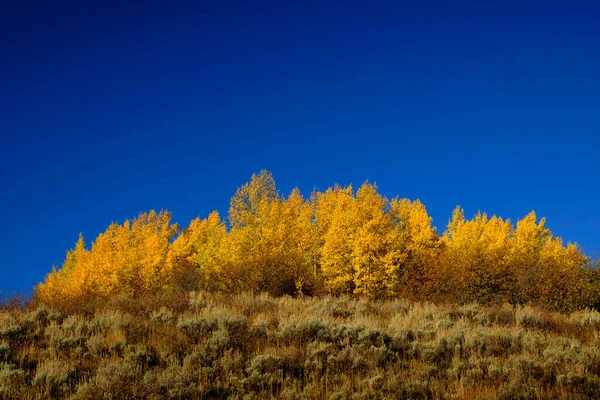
{"left": 352, "top": 183, "right": 402, "bottom": 299}
{"left": 390, "top": 199, "right": 439, "bottom": 298}
{"left": 314, "top": 185, "right": 357, "bottom": 295}
{"left": 440, "top": 209, "right": 514, "bottom": 303}
{"left": 167, "top": 211, "right": 226, "bottom": 290}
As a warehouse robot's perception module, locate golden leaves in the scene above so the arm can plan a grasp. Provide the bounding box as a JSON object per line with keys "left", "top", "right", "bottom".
{"left": 36, "top": 211, "right": 179, "bottom": 306}
{"left": 36, "top": 171, "right": 594, "bottom": 312}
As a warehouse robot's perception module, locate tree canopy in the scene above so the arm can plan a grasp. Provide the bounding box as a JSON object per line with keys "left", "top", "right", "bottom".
{"left": 36, "top": 170, "right": 598, "bottom": 312}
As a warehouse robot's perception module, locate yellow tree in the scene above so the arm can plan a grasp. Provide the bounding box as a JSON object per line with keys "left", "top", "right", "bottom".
{"left": 37, "top": 210, "right": 179, "bottom": 307}
{"left": 440, "top": 208, "right": 514, "bottom": 303}
{"left": 229, "top": 170, "right": 279, "bottom": 229}
{"left": 508, "top": 211, "right": 550, "bottom": 304}
{"left": 274, "top": 188, "right": 316, "bottom": 295}
{"left": 539, "top": 238, "right": 590, "bottom": 311}
{"left": 36, "top": 234, "right": 91, "bottom": 307}
{"left": 351, "top": 183, "right": 402, "bottom": 299}
{"left": 313, "top": 184, "right": 357, "bottom": 295}
{"left": 314, "top": 182, "right": 414, "bottom": 299}
{"left": 510, "top": 211, "right": 591, "bottom": 311}
{"left": 107, "top": 211, "right": 178, "bottom": 294}
{"left": 218, "top": 170, "right": 280, "bottom": 293}
{"left": 126, "top": 210, "right": 180, "bottom": 291}
{"left": 219, "top": 172, "right": 315, "bottom": 295}
{"left": 390, "top": 198, "right": 439, "bottom": 299}
{"left": 166, "top": 211, "right": 227, "bottom": 291}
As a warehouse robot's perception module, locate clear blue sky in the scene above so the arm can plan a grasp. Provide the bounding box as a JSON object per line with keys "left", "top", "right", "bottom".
{"left": 2, "top": 1, "right": 599, "bottom": 294}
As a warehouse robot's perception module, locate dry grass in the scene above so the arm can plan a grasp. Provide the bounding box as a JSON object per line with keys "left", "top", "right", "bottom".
{"left": 0, "top": 293, "right": 599, "bottom": 399}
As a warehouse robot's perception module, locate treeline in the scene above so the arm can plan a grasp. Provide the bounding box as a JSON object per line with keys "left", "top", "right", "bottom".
{"left": 36, "top": 171, "right": 599, "bottom": 312}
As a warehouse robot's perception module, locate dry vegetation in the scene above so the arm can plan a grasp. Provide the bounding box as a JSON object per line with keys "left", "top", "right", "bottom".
{"left": 20, "top": 171, "right": 600, "bottom": 398}
{"left": 2, "top": 291, "right": 600, "bottom": 399}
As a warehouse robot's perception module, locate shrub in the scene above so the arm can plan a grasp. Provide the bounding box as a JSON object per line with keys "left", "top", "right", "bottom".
{"left": 240, "top": 294, "right": 279, "bottom": 317}
{"left": 150, "top": 307, "right": 174, "bottom": 324}
{"left": 458, "top": 303, "right": 483, "bottom": 320}
{"left": 246, "top": 354, "right": 284, "bottom": 393}
{"left": 467, "top": 328, "right": 522, "bottom": 357}
{"left": 73, "top": 359, "right": 141, "bottom": 399}
{"left": 125, "top": 344, "right": 160, "bottom": 370}
{"left": 309, "top": 297, "right": 354, "bottom": 319}
{"left": 0, "top": 341, "right": 11, "bottom": 363}
{"left": 516, "top": 306, "right": 557, "bottom": 331}
{"left": 568, "top": 308, "right": 600, "bottom": 327}
{"left": 557, "top": 372, "right": 600, "bottom": 398}
{"left": 247, "top": 354, "right": 284, "bottom": 375}
{"left": 417, "top": 338, "right": 455, "bottom": 370}
{"left": 25, "top": 306, "right": 50, "bottom": 325}
{"left": 60, "top": 315, "right": 90, "bottom": 336}
{"left": 176, "top": 314, "right": 219, "bottom": 343}
{"left": 142, "top": 356, "right": 206, "bottom": 398}
{"left": 0, "top": 363, "right": 25, "bottom": 397}
{"left": 304, "top": 341, "right": 335, "bottom": 377}
{"left": 488, "top": 303, "right": 516, "bottom": 326}
{"left": 33, "top": 359, "right": 76, "bottom": 397}
{"left": 45, "top": 322, "right": 87, "bottom": 355}
{"left": 90, "top": 310, "right": 131, "bottom": 332}
{"left": 576, "top": 345, "right": 600, "bottom": 375}
{"left": 0, "top": 316, "right": 22, "bottom": 341}
{"left": 85, "top": 334, "right": 106, "bottom": 358}
{"left": 497, "top": 381, "right": 540, "bottom": 400}
{"left": 221, "top": 315, "right": 250, "bottom": 346}
{"left": 203, "top": 329, "right": 231, "bottom": 361}
{"left": 188, "top": 291, "right": 214, "bottom": 311}
{"left": 278, "top": 318, "right": 332, "bottom": 345}
{"left": 390, "top": 302, "right": 452, "bottom": 337}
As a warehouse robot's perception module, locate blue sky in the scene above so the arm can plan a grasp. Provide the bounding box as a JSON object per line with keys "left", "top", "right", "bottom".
{"left": 1, "top": 1, "right": 599, "bottom": 294}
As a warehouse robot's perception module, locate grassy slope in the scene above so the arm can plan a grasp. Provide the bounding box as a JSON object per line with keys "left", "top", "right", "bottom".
{"left": 1, "top": 293, "right": 600, "bottom": 399}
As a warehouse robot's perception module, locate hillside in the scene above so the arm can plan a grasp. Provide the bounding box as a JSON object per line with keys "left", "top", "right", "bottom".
{"left": 1, "top": 292, "right": 600, "bottom": 399}
{"left": 20, "top": 171, "right": 600, "bottom": 398}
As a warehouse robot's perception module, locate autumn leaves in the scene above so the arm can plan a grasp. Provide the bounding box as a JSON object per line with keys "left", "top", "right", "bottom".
{"left": 36, "top": 171, "right": 596, "bottom": 312}
{"left": 36, "top": 211, "right": 179, "bottom": 306}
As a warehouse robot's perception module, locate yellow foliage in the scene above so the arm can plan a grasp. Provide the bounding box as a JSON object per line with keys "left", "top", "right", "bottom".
{"left": 440, "top": 208, "right": 514, "bottom": 303}
{"left": 166, "top": 211, "right": 226, "bottom": 290}
{"left": 36, "top": 211, "right": 178, "bottom": 308}
{"left": 315, "top": 183, "right": 437, "bottom": 299}
{"left": 437, "top": 209, "right": 592, "bottom": 311}
{"left": 509, "top": 212, "right": 591, "bottom": 311}
{"left": 36, "top": 234, "right": 91, "bottom": 307}
{"left": 218, "top": 176, "right": 315, "bottom": 295}
{"left": 35, "top": 171, "right": 597, "bottom": 313}
{"left": 228, "top": 170, "right": 279, "bottom": 229}
{"left": 351, "top": 183, "right": 403, "bottom": 299}
{"left": 390, "top": 198, "right": 439, "bottom": 298}
{"left": 87, "top": 210, "right": 178, "bottom": 295}
{"left": 314, "top": 184, "right": 357, "bottom": 295}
